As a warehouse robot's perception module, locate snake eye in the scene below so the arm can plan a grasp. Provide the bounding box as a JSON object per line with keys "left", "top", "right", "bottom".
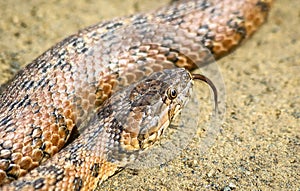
{"left": 167, "top": 88, "right": 177, "bottom": 100}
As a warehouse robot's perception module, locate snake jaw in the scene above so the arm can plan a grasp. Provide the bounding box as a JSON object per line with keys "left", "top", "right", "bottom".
{"left": 138, "top": 120, "right": 170, "bottom": 150}
{"left": 137, "top": 106, "right": 169, "bottom": 150}
{"left": 137, "top": 97, "right": 184, "bottom": 150}
{"left": 168, "top": 101, "right": 183, "bottom": 122}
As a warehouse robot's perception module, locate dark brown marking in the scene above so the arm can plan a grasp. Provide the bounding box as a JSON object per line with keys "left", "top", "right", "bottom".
{"left": 91, "top": 163, "right": 100, "bottom": 177}
{"left": 33, "top": 178, "right": 45, "bottom": 189}
{"left": 73, "top": 177, "right": 83, "bottom": 191}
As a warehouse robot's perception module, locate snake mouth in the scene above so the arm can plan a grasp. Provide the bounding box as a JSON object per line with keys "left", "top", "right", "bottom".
{"left": 137, "top": 118, "right": 170, "bottom": 150}
{"left": 138, "top": 101, "right": 184, "bottom": 150}
{"left": 119, "top": 105, "right": 173, "bottom": 152}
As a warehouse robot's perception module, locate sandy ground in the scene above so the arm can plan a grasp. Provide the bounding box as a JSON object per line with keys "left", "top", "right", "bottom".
{"left": 0, "top": 0, "right": 299, "bottom": 190}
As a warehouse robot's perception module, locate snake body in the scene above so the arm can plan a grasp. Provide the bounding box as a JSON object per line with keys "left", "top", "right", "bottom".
{"left": 0, "top": 0, "right": 272, "bottom": 189}
{"left": 3, "top": 68, "right": 199, "bottom": 190}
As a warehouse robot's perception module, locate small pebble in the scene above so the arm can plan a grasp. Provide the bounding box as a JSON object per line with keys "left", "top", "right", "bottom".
{"left": 228, "top": 182, "right": 236, "bottom": 189}
{"left": 223, "top": 186, "right": 231, "bottom": 191}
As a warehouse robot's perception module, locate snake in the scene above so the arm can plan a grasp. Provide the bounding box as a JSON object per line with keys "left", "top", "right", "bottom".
{"left": 0, "top": 0, "right": 272, "bottom": 190}
{"left": 2, "top": 67, "right": 217, "bottom": 190}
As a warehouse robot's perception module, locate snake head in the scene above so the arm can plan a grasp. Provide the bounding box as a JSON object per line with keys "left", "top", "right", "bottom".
{"left": 133, "top": 68, "right": 194, "bottom": 150}
{"left": 115, "top": 68, "right": 194, "bottom": 152}
{"left": 105, "top": 68, "right": 217, "bottom": 165}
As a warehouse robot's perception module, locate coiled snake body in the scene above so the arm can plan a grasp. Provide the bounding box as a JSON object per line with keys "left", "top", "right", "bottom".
{"left": 0, "top": 0, "right": 272, "bottom": 190}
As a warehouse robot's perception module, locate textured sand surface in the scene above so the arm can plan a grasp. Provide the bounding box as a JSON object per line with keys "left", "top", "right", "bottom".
{"left": 0, "top": 1, "right": 299, "bottom": 190}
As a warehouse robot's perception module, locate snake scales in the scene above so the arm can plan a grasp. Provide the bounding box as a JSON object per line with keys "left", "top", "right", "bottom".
{"left": 0, "top": 0, "right": 272, "bottom": 190}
